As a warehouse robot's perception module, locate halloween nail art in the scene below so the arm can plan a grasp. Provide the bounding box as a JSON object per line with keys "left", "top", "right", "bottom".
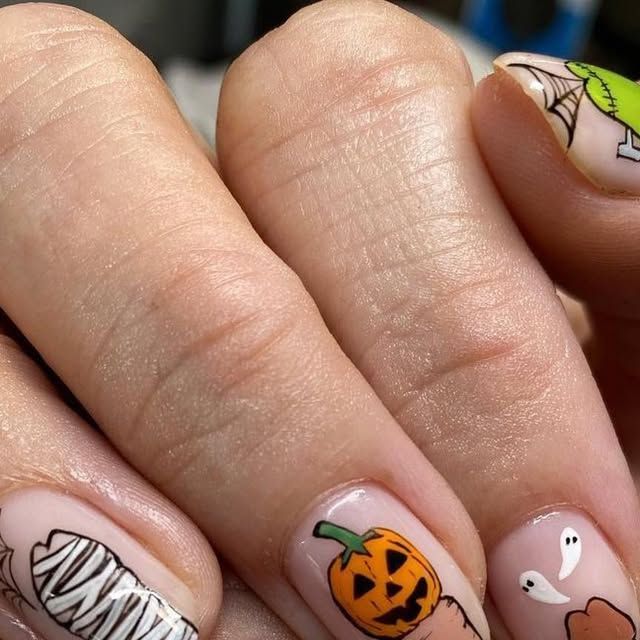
{"left": 0, "top": 488, "right": 197, "bottom": 640}
{"left": 286, "top": 483, "right": 489, "bottom": 640}
{"left": 489, "top": 510, "right": 639, "bottom": 640}
{"left": 495, "top": 53, "right": 640, "bottom": 194}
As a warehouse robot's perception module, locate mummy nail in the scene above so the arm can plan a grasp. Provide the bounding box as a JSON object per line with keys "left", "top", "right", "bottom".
{"left": 0, "top": 488, "right": 198, "bottom": 640}
{"left": 495, "top": 52, "right": 640, "bottom": 194}
{"left": 490, "top": 510, "right": 639, "bottom": 640}
{"left": 32, "top": 531, "right": 197, "bottom": 640}
{"left": 286, "top": 483, "right": 490, "bottom": 640}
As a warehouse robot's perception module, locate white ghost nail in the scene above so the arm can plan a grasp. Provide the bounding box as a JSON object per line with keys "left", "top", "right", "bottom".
{"left": 559, "top": 527, "right": 582, "bottom": 580}
{"left": 519, "top": 570, "right": 571, "bottom": 604}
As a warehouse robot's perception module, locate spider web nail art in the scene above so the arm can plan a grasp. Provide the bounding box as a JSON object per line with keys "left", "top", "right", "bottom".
{"left": 508, "top": 63, "right": 585, "bottom": 146}
{"left": 0, "top": 510, "right": 35, "bottom": 614}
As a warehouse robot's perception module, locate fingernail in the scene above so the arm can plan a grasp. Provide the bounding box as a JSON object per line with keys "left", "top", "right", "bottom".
{"left": 489, "top": 509, "right": 640, "bottom": 640}
{"left": 286, "top": 482, "right": 490, "bottom": 640}
{"left": 495, "top": 52, "right": 640, "bottom": 194}
{"left": 0, "top": 487, "right": 198, "bottom": 640}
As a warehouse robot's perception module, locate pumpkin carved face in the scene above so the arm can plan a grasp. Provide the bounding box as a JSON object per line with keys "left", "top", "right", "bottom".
{"left": 313, "top": 521, "right": 442, "bottom": 639}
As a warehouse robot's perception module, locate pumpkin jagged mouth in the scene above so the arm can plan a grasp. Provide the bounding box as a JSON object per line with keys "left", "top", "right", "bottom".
{"left": 373, "top": 577, "right": 428, "bottom": 625}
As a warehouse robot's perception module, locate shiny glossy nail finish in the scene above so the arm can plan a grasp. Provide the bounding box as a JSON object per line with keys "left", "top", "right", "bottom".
{"left": 489, "top": 509, "right": 639, "bottom": 640}
{"left": 496, "top": 52, "right": 640, "bottom": 194}
{"left": 286, "top": 483, "right": 490, "bottom": 640}
{"left": 0, "top": 488, "right": 197, "bottom": 640}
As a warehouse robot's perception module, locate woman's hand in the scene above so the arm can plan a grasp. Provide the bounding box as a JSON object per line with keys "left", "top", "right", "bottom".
{"left": 0, "top": 3, "right": 639, "bottom": 640}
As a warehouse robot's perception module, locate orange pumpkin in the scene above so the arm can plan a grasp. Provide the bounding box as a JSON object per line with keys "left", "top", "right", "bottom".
{"left": 313, "top": 521, "right": 442, "bottom": 639}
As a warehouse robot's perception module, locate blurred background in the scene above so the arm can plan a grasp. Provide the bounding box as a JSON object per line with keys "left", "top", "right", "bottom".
{"left": 1, "top": 0, "right": 637, "bottom": 143}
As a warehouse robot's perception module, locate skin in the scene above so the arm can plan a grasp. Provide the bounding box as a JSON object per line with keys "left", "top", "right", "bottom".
{"left": 471, "top": 70, "right": 640, "bottom": 489}
{"left": 0, "top": 1, "right": 640, "bottom": 639}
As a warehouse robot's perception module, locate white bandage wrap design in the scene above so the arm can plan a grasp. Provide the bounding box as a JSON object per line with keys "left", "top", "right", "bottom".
{"left": 31, "top": 531, "right": 197, "bottom": 640}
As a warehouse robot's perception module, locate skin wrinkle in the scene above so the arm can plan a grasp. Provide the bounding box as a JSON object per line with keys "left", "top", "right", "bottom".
{"left": 80, "top": 243, "right": 266, "bottom": 389}
{"left": 10, "top": 109, "right": 146, "bottom": 208}
{"left": 248, "top": 72, "right": 472, "bottom": 272}
{"left": 396, "top": 334, "right": 561, "bottom": 428}
{"left": 122, "top": 308, "right": 297, "bottom": 460}
{"left": 325, "top": 215, "right": 515, "bottom": 340}
{"left": 0, "top": 78, "right": 136, "bottom": 203}
{"left": 254, "top": 130, "right": 460, "bottom": 252}
{"left": 231, "top": 39, "right": 461, "bottom": 180}
{"left": 0, "top": 28, "right": 120, "bottom": 89}
{"left": 350, "top": 271, "right": 531, "bottom": 380}
{"left": 244, "top": 78, "right": 462, "bottom": 212}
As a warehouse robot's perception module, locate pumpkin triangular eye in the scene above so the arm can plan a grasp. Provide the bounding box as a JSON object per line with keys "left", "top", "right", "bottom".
{"left": 386, "top": 549, "right": 407, "bottom": 574}
{"left": 353, "top": 574, "right": 376, "bottom": 599}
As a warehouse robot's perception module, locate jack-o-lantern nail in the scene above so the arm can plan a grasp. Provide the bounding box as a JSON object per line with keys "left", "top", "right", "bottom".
{"left": 286, "top": 483, "right": 489, "bottom": 640}
{"left": 489, "top": 509, "right": 640, "bottom": 640}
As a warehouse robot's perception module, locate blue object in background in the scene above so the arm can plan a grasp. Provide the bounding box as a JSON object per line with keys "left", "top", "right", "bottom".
{"left": 463, "top": 0, "right": 600, "bottom": 58}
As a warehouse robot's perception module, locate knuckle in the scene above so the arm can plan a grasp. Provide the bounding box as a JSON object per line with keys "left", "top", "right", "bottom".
{"left": 87, "top": 244, "right": 315, "bottom": 474}
{"left": 220, "top": 0, "right": 471, "bottom": 202}
{"left": 0, "top": 2, "right": 164, "bottom": 257}
{"left": 224, "top": 0, "right": 471, "bottom": 112}
{"left": 276, "top": 0, "right": 468, "bottom": 73}
{"left": 0, "top": 3, "right": 156, "bottom": 164}
{"left": 302, "top": 0, "right": 465, "bottom": 84}
{"left": 389, "top": 269, "right": 567, "bottom": 420}
{"left": 0, "top": 3, "right": 127, "bottom": 91}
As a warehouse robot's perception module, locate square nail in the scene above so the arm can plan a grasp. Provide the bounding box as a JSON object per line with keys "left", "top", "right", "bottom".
{"left": 286, "top": 483, "right": 490, "bottom": 640}
{"left": 0, "top": 487, "right": 197, "bottom": 640}
{"left": 489, "top": 509, "right": 639, "bottom": 640}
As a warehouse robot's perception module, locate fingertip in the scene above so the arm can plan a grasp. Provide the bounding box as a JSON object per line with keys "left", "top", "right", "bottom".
{"left": 471, "top": 63, "right": 640, "bottom": 314}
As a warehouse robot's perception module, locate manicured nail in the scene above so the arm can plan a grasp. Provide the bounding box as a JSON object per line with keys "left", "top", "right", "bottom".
{"left": 286, "top": 483, "right": 490, "bottom": 640}
{"left": 495, "top": 52, "right": 640, "bottom": 194}
{"left": 489, "top": 509, "right": 639, "bottom": 640}
{"left": 0, "top": 487, "right": 198, "bottom": 640}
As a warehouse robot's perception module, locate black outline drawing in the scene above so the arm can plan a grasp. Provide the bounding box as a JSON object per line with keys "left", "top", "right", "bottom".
{"left": 564, "top": 597, "right": 637, "bottom": 640}
{"left": 313, "top": 520, "right": 484, "bottom": 640}
{"left": 509, "top": 62, "right": 585, "bottom": 147}
{"left": 0, "top": 509, "right": 35, "bottom": 614}
{"left": 31, "top": 529, "right": 198, "bottom": 640}
{"left": 509, "top": 61, "right": 640, "bottom": 162}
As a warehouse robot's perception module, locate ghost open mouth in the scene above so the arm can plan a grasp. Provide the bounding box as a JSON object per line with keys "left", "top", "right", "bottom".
{"left": 373, "top": 577, "right": 429, "bottom": 625}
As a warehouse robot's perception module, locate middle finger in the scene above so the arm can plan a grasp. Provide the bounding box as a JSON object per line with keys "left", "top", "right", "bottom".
{"left": 215, "top": 2, "right": 640, "bottom": 639}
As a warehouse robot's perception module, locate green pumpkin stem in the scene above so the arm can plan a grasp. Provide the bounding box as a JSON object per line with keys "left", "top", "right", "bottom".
{"left": 313, "top": 521, "right": 377, "bottom": 568}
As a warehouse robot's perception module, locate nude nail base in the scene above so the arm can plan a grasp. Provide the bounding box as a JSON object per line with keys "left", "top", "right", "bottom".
{"left": 286, "top": 483, "right": 490, "bottom": 640}
{"left": 495, "top": 52, "right": 640, "bottom": 195}
{"left": 0, "top": 488, "right": 197, "bottom": 640}
{"left": 489, "top": 509, "right": 639, "bottom": 640}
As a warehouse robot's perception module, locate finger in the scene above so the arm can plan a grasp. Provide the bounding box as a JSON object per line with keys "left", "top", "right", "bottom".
{"left": 471, "top": 57, "right": 640, "bottom": 473}
{"left": 215, "top": 3, "right": 640, "bottom": 640}
{"left": 212, "top": 568, "right": 296, "bottom": 640}
{"left": 0, "top": 4, "right": 490, "bottom": 640}
{"left": 0, "top": 329, "right": 220, "bottom": 640}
